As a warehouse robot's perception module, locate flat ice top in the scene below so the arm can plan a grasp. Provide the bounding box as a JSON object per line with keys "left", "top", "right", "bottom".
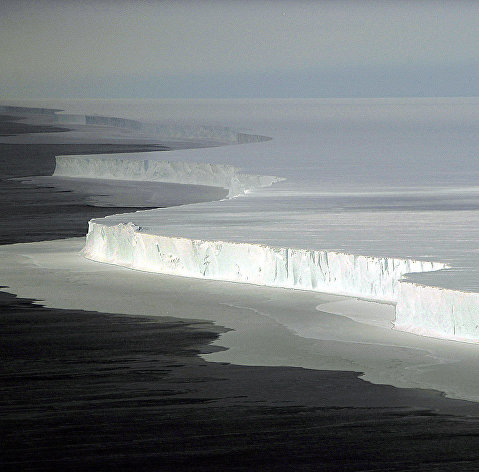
{"left": 5, "top": 98, "right": 479, "bottom": 291}
{"left": 101, "top": 198, "right": 479, "bottom": 292}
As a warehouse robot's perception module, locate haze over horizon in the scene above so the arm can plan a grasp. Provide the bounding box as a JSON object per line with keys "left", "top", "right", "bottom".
{"left": 1, "top": 0, "right": 479, "bottom": 99}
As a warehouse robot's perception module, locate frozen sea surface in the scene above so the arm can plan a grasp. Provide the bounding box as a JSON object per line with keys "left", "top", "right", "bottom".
{"left": 3, "top": 237, "right": 479, "bottom": 404}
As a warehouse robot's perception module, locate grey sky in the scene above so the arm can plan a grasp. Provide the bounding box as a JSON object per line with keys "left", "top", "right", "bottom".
{"left": 2, "top": 0, "right": 479, "bottom": 98}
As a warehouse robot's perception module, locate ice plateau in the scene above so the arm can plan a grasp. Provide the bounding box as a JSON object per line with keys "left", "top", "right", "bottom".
{"left": 4, "top": 99, "right": 479, "bottom": 342}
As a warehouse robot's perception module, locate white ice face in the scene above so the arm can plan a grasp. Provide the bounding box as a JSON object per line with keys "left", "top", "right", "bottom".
{"left": 85, "top": 220, "right": 476, "bottom": 339}
{"left": 53, "top": 154, "right": 282, "bottom": 198}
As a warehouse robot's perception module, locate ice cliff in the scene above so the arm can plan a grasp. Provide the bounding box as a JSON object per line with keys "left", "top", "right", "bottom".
{"left": 81, "top": 221, "right": 479, "bottom": 342}
{"left": 395, "top": 282, "right": 479, "bottom": 342}
{"left": 55, "top": 112, "right": 271, "bottom": 144}
{"left": 45, "top": 108, "right": 280, "bottom": 197}
{"left": 53, "top": 155, "right": 283, "bottom": 198}
{"left": 0, "top": 105, "right": 272, "bottom": 144}
{"left": 9, "top": 102, "right": 479, "bottom": 343}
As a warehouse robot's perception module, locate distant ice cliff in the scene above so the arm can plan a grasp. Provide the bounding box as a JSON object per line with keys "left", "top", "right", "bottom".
{"left": 53, "top": 155, "right": 283, "bottom": 198}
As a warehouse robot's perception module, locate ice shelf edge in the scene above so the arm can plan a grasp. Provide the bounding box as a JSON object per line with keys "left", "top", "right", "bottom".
{"left": 81, "top": 220, "right": 479, "bottom": 342}
{"left": 53, "top": 155, "right": 284, "bottom": 198}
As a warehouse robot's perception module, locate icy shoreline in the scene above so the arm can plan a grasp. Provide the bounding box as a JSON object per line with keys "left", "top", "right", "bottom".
{"left": 83, "top": 220, "right": 479, "bottom": 342}
{"left": 53, "top": 154, "right": 283, "bottom": 198}
{"left": 0, "top": 104, "right": 272, "bottom": 145}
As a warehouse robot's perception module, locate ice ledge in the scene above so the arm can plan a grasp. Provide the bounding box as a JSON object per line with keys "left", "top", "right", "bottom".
{"left": 53, "top": 155, "right": 284, "bottom": 198}
{"left": 395, "top": 282, "right": 479, "bottom": 342}
{"left": 5, "top": 103, "right": 281, "bottom": 198}
{"left": 80, "top": 221, "right": 479, "bottom": 342}
{"left": 0, "top": 105, "right": 272, "bottom": 144}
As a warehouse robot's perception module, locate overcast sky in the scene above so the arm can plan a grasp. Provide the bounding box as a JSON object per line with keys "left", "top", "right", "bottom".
{"left": 2, "top": 0, "right": 479, "bottom": 98}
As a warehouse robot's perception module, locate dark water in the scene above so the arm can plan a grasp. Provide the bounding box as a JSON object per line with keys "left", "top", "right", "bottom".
{"left": 3, "top": 290, "right": 479, "bottom": 472}
{"left": 0, "top": 113, "right": 69, "bottom": 136}
{"left": 0, "top": 141, "right": 227, "bottom": 244}
{"left": 0, "top": 142, "right": 167, "bottom": 244}
{"left": 2, "top": 113, "right": 479, "bottom": 471}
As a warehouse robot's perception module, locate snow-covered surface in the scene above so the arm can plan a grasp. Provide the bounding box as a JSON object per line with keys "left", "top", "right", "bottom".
{"left": 4, "top": 98, "right": 479, "bottom": 343}
{"left": 2, "top": 238, "right": 479, "bottom": 404}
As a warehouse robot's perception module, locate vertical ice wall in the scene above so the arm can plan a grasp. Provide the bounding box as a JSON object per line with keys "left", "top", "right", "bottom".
{"left": 0, "top": 106, "right": 272, "bottom": 143}
{"left": 53, "top": 155, "right": 283, "bottom": 198}
{"left": 49, "top": 110, "right": 278, "bottom": 197}
{"left": 82, "top": 221, "right": 479, "bottom": 342}
{"left": 14, "top": 103, "right": 477, "bottom": 343}
{"left": 395, "top": 282, "right": 479, "bottom": 342}
{"left": 82, "top": 221, "right": 445, "bottom": 300}
{"left": 54, "top": 112, "right": 271, "bottom": 144}
{"left": 0, "top": 105, "right": 61, "bottom": 115}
